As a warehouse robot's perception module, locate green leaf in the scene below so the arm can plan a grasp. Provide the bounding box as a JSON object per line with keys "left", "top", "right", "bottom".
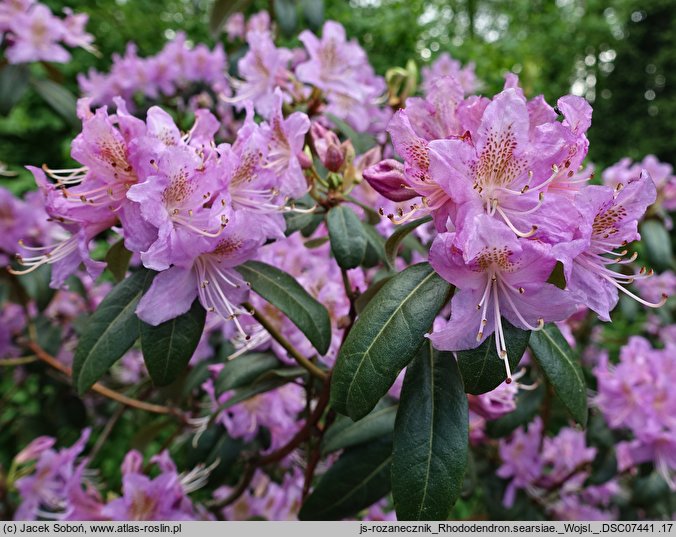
{"left": 18, "top": 264, "right": 55, "bottom": 311}
{"left": 529, "top": 324, "right": 588, "bottom": 427}
{"left": 274, "top": 0, "right": 297, "bottom": 36}
{"left": 252, "top": 366, "right": 308, "bottom": 385}
{"left": 640, "top": 220, "right": 673, "bottom": 271}
{"left": 331, "top": 263, "right": 453, "bottom": 420}
{"left": 105, "top": 239, "right": 133, "bottom": 282}
{"left": 73, "top": 269, "right": 155, "bottom": 394}
{"left": 216, "top": 377, "right": 292, "bottom": 412}
{"left": 392, "top": 344, "right": 468, "bottom": 520}
{"left": 215, "top": 353, "right": 281, "bottom": 393}
{"left": 209, "top": 0, "right": 252, "bottom": 35}
{"left": 326, "top": 205, "right": 368, "bottom": 269}
{"left": 0, "top": 65, "right": 30, "bottom": 115}
{"left": 457, "top": 321, "right": 530, "bottom": 395}
{"left": 285, "top": 211, "right": 316, "bottom": 236}
{"left": 486, "top": 383, "right": 545, "bottom": 438}
{"left": 236, "top": 261, "right": 331, "bottom": 355}
{"left": 354, "top": 275, "right": 393, "bottom": 314}
{"left": 304, "top": 237, "right": 329, "bottom": 249}
{"left": 284, "top": 195, "right": 320, "bottom": 236}
{"left": 326, "top": 114, "right": 376, "bottom": 154}
{"left": 322, "top": 402, "right": 397, "bottom": 454}
{"left": 384, "top": 215, "right": 432, "bottom": 269}
{"left": 140, "top": 299, "right": 207, "bottom": 386}
{"left": 299, "top": 436, "right": 392, "bottom": 520}
{"left": 301, "top": 0, "right": 324, "bottom": 29}
{"left": 546, "top": 261, "right": 566, "bottom": 290}
{"left": 35, "top": 316, "right": 62, "bottom": 357}
{"left": 362, "top": 223, "right": 386, "bottom": 268}
{"left": 30, "top": 78, "right": 78, "bottom": 127}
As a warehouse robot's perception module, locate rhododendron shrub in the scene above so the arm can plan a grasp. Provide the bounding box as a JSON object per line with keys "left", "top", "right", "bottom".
{"left": 1, "top": 5, "right": 675, "bottom": 523}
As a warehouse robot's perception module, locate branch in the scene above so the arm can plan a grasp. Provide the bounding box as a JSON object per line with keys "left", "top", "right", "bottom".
{"left": 245, "top": 302, "right": 328, "bottom": 382}
{"left": 208, "top": 373, "right": 333, "bottom": 510}
{"left": 24, "top": 340, "right": 186, "bottom": 419}
{"left": 257, "top": 371, "right": 332, "bottom": 465}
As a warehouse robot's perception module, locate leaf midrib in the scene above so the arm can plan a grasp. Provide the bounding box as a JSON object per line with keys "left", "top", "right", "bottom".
{"left": 315, "top": 456, "right": 391, "bottom": 518}
{"left": 417, "top": 342, "right": 436, "bottom": 518}
{"left": 77, "top": 291, "right": 141, "bottom": 392}
{"left": 345, "top": 269, "right": 437, "bottom": 409}
{"left": 240, "top": 263, "right": 329, "bottom": 351}
{"left": 539, "top": 328, "right": 585, "bottom": 395}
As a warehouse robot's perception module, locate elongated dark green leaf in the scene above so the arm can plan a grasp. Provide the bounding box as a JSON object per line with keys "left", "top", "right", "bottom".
{"left": 209, "top": 0, "right": 252, "bottom": 35}
{"left": 215, "top": 353, "right": 281, "bottom": 392}
{"left": 274, "top": 0, "right": 297, "bottom": 36}
{"left": 301, "top": 0, "right": 324, "bottom": 29}
{"left": 284, "top": 195, "right": 321, "bottom": 236}
{"left": 299, "top": 436, "right": 392, "bottom": 520}
{"left": 529, "top": 324, "right": 588, "bottom": 427}
{"left": 457, "top": 321, "right": 530, "bottom": 395}
{"left": 392, "top": 345, "right": 468, "bottom": 520}
{"left": 285, "top": 211, "right": 316, "bottom": 236}
{"left": 73, "top": 269, "right": 155, "bottom": 394}
{"left": 236, "top": 261, "right": 331, "bottom": 355}
{"left": 362, "top": 222, "right": 386, "bottom": 268}
{"left": 252, "top": 366, "right": 308, "bottom": 385}
{"left": 384, "top": 215, "right": 432, "bottom": 269}
{"left": 331, "top": 263, "right": 453, "bottom": 420}
{"left": 326, "top": 205, "right": 368, "bottom": 269}
{"left": 105, "top": 239, "right": 133, "bottom": 282}
{"left": 216, "top": 377, "right": 292, "bottom": 412}
{"left": 35, "top": 315, "right": 62, "bottom": 357}
{"left": 304, "top": 237, "right": 329, "bottom": 249}
{"left": 640, "top": 220, "right": 673, "bottom": 271}
{"left": 140, "top": 299, "right": 206, "bottom": 386}
{"left": 354, "top": 275, "right": 393, "bottom": 314}
{"left": 322, "top": 402, "right": 397, "bottom": 454}
{"left": 0, "top": 64, "right": 30, "bottom": 115}
{"left": 31, "top": 78, "right": 78, "bottom": 127}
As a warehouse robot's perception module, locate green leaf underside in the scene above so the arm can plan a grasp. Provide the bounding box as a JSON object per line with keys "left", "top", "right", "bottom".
{"left": 236, "top": 261, "right": 331, "bottom": 355}
{"left": 529, "top": 324, "right": 588, "bottom": 427}
{"left": 322, "top": 401, "right": 397, "bottom": 454}
{"left": 299, "top": 436, "right": 392, "bottom": 520}
{"left": 456, "top": 321, "right": 531, "bottom": 395}
{"left": 326, "top": 205, "right": 368, "bottom": 269}
{"left": 392, "top": 345, "right": 468, "bottom": 520}
{"left": 331, "top": 263, "right": 453, "bottom": 420}
{"left": 384, "top": 215, "right": 432, "bottom": 269}
{"left": 73, "top": 269, "right": 155, "bottom": 394}
{"left": 140, "top": 299, "right": 206, "bottom": 387}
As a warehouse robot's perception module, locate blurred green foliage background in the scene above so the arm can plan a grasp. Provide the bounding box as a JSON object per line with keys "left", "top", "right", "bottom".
{"left": 1, "top": 0, "right": 674, "bottom": 192}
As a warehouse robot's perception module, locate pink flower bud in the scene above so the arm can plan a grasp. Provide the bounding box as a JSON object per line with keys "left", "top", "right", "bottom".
{"left": 363, "top": 159, "right": 416, "bottom": 202}
{"left": 15, "top": 436, "right": 56, "bottom": 464}
{"left": 121, "top": 450, "right": 144, "bottom": 475}
{"left": 297, "top": 149, "right": 313, "bottom": 169}
{"left": 312, "top": 123, "right": 345, "bottom": 172}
